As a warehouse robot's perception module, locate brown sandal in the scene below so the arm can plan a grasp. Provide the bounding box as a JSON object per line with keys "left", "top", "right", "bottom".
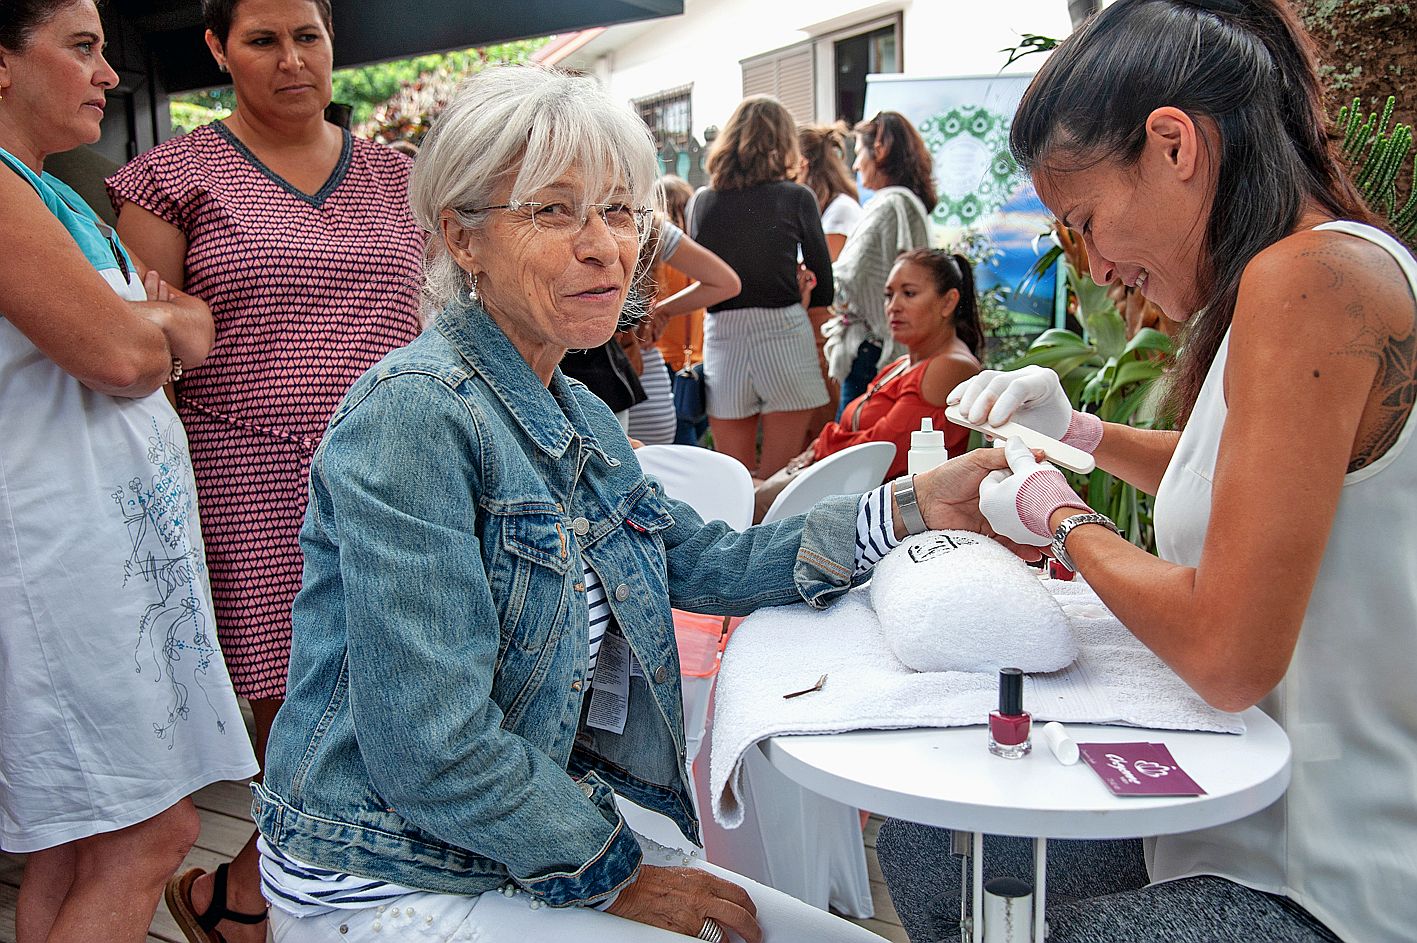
{"left": 165, "top": 863, "right": 267, "bottom": 943}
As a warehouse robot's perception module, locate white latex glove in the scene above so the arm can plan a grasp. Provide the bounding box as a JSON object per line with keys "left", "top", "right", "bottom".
{"left": 979, "top": 438, "right": 1090, "bottom": 546}
{"left": 948, "top": 366, "right": 1101, "bottom": 452}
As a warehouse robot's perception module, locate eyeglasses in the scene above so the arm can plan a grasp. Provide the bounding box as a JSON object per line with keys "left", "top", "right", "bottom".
{"left": 465, "top": 200, "right": 653, "bottom": 241}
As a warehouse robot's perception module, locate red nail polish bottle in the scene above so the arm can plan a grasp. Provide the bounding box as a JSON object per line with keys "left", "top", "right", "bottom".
{"left": 989, "top": 668, "right": 1032, "bottom": 759}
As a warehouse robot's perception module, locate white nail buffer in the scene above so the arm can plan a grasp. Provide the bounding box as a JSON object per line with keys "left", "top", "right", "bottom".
{"left": 945, "top": 405, "right": 1097, "bottom": 474}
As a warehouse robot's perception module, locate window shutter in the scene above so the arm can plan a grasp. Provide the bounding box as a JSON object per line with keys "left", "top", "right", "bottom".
{"left": 740, "top": 43, "right": 815, "bottom": 125}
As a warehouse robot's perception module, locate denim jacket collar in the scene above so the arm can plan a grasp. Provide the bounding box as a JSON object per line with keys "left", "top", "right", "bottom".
{"left": 435, "top": 299, "right": 607, "bottom": 461}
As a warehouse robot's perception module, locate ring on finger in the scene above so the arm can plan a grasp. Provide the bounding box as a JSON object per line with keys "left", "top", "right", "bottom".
{"left": 697, "top": 917, "right": 724, "bottom": 942}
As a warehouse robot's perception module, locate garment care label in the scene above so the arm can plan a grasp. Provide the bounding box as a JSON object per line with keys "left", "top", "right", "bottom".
{"left": 587, "top": 633, "right": 630, "bottom": 734}
{"left": 1077, "top": 742, "right": 1206, "bottom": 797}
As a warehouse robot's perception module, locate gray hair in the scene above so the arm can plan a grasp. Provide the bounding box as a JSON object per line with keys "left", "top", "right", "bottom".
{"left": 409, "top": 65, "right": 662, "bottom": 317}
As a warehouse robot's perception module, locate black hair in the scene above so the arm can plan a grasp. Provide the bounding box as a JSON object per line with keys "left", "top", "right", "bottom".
{"left": 1011, "top": 0, "right": 1372, "bottom": 426}
{"left": 856, "top": 110, "right": 937, "bottom": 214}
{"left": 0, "top": 0, "right": 91, "bottom": 51}
{"left": 202, "top": 0, "right": 332, "bottom": 46}
{"left": 896, "top": 247, "right": 984, "bottom": 359}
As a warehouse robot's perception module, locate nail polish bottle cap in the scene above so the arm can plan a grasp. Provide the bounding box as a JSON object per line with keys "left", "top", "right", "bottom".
{"left": 997, "top": 667, "right": 1024, "bottom": 715}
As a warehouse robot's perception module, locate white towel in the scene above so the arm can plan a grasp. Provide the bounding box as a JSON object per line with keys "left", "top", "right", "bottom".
{"left": 870, "top": 531, "right": 1077, "bottom": 673}
{"left": 709, "top": 579, "right": 1244, "bottom": 829}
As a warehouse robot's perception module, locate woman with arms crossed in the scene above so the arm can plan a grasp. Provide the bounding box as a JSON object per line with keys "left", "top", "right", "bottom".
{"left": 884, "top": 2, "right": 1417, "bottom": 941}
{"left": 0, "top": 2, "right": 256, "bottom": 939}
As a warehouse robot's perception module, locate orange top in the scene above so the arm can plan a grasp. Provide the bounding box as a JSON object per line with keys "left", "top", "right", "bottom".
{"left": 653, "top": 264, "right": 705, "bottom": 370}
{"left": 811, "top": 356, "right": 967, "bottom": 480}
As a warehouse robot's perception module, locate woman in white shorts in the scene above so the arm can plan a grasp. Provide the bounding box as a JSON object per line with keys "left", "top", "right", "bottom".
{"left": 689, "top": 96, "right": 834, "bottom": 477}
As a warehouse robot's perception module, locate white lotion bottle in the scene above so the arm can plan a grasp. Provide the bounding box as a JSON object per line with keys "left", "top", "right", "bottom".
{"left": 907, "top": 418, "right": 949, "bottom": 475}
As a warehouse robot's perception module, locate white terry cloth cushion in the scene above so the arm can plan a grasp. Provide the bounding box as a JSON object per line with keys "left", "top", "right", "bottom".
{"left": 870, "top": 531, "right": 1078, "bottom": 673}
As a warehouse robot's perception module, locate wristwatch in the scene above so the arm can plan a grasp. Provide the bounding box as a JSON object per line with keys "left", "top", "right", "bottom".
{"left": 891, "top": 475, "right": 929, "bottom": 536}
{"left": 1050, "top": 512, "right": 1119, "bottom": 572}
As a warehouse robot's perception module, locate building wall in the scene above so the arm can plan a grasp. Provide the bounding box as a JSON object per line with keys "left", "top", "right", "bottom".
{"left": 579, "top": 0, "right": 1072, "bottom": 136}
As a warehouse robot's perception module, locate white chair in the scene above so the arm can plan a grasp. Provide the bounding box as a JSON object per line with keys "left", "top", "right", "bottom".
{"left": 761, "top": 441, "right": 897, "bottom": 523}
{"left": 618, "top": 445, "right": 752, "bottom": 853}
{"left": 697, "top": 441, "right": 894, "bottom": 916}
{"left": 636, "top": 444, "right": 754, "bottom": 530}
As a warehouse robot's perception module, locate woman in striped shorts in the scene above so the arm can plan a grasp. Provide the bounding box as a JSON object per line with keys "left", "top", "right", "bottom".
{"left": 688, "top": 96, "right": 834, "bottom": 477}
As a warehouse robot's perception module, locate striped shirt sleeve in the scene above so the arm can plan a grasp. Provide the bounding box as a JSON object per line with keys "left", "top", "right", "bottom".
{"left": 854, "top": 483, "right": 901, "bottom": 574}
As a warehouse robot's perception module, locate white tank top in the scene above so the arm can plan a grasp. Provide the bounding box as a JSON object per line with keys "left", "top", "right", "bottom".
{"left": 1147, "top": 221, "right": 1417, "bottom": 942}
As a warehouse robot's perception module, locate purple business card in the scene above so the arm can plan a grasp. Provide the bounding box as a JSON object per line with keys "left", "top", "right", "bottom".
{"left": 1077, "top": 742, "right": 1207, "bottom": 797}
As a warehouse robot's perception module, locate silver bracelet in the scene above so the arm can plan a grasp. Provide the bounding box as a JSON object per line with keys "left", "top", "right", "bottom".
{"left": 891, "top": 475, "right": 929, "bottom": 536}
{"left": 1050, "top": 511, "right": 1119, "bottom": 572}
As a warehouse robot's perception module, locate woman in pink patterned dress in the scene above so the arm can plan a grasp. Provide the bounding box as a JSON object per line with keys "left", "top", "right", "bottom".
{"left": 107, "top": 1, "right": 423, "bottom": 940}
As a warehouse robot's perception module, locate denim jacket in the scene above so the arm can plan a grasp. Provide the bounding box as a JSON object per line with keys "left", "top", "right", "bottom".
{"left": 252, "top": 300, "right": 863, "bottom": 906}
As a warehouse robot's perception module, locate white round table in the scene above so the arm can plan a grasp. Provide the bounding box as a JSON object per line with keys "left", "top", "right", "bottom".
{"left": 762, "top": 708, "right": 1291, "bottom": 940}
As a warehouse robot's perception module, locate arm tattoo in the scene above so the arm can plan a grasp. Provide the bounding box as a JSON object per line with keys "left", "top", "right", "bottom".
{"left": 1305, "top": 243, "right": 1417, "bottom": 472}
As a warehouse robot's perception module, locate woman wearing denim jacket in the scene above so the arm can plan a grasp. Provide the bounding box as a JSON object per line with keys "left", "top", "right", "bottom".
{"left": 251, "top": 66, "right": 1014, "bottom": 943}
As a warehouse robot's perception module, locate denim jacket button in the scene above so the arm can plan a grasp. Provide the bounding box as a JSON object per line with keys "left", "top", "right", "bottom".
{"left": 654, "top": 665, "right": 671, "bottom": 684}
{"left": 579, "top": 781, "right": 595, "bottom": 798}
{"left": 572, "top": 517, "right": 590, "bottom": 536}
{"left": 614, "top": 584, "right": 630, "bottom": 601}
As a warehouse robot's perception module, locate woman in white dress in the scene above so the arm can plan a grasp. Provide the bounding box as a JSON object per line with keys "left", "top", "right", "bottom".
{"left": 0, "top": 2, "right": 257, "bottom": 940}
{"left": 884, "top": 1, "right": 1417, "bottom": 941}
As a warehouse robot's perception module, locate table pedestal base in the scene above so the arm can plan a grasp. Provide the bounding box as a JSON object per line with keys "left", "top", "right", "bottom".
{"left": 961, "top": 833, "right": 1048, "bottom": 942}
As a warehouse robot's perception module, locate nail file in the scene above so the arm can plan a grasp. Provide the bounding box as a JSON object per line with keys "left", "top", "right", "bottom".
{"left": 945, "top": 405, "right": 1096, "bottom": 474}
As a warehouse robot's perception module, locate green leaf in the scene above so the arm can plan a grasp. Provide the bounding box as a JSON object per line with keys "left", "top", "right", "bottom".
{"left": 1016, "top": 244, "right": 1064, "bottom": 298}
{"left": 1111, "top": 358, "right": 1164, "bottom": 390}
{"left": 1027, "top": 328, "right": 1088, "bottom": 350}
{"left": 1102, "top": 376, "right": 1162, "bottom": 424}
{"left": 1007, "top": 349, "right": 1100, "bottom": 375}
{"left": 1083, "top": 305, "right": 1128, "bottom": 360}
{"left": 1121, "top": 327, "right": 1174, "bottom": 357}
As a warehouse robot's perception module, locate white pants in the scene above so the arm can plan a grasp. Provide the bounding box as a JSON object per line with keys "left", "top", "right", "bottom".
{"left": 267, "top": 837, "right": 881, "bottom": 943}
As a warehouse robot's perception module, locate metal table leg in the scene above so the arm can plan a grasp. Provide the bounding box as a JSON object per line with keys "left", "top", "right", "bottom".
{"left": 972, "top": 831, "right": 984, "bottom": 942}
{"left": 1033, "top": 836, "right": 1048, "bottom": 940}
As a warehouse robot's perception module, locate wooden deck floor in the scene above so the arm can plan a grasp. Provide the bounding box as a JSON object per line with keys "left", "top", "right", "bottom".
{"left": 1, "top": 781, "right": 907, "bottom": 942}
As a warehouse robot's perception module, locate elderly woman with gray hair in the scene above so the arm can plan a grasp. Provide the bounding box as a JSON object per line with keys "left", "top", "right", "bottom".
{"left": 252, "top": 65, "right": 1014, "bottom": 943}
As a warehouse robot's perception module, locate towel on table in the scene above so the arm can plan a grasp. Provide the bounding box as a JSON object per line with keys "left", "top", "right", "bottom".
{"left": 709, "top": 579, "right": 1244, "bottom": 829}
{"left": 870, "top": 531, "right": 1077, "bottom": 673}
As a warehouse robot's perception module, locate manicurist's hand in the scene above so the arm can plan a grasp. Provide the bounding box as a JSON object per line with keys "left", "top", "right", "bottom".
{"left": 978, "top": 437, "right": 1090, "bottom": 547}
{"left": 949, "top": 365, "right": 1102, "bottom": 452}
{"left": 607, "top": 864, "right": 761, "bottom": 942}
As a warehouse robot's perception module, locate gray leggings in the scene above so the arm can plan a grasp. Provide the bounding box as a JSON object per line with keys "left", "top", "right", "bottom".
{"left": 876, "top": 820, "right": 1340, "bottom": 943}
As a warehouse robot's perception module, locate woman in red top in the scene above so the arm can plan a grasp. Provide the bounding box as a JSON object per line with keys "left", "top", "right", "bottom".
{"left": 755, "top": 249, "right": 983, "bottom": 518}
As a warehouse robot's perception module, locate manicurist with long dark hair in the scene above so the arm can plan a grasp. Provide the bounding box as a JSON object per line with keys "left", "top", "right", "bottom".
{"left": 880, "top": 2, "right": 1417, "bottom": 941}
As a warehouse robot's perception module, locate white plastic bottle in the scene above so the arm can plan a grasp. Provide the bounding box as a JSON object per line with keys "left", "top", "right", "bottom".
{"left": 907, "top": 418, "right": 949, "bottom": 475}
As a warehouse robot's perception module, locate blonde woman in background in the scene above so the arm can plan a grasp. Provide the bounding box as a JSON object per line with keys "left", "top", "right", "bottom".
{"left": 689, "top": 96, "right": 834, "bottom": 477}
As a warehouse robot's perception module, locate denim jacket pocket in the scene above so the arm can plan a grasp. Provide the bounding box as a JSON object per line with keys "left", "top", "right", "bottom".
{"left": 623, "top": 486, "right": 675, "bottom": 535}
{"left": 492, "top": 508, "right": 572, "bottom": 655}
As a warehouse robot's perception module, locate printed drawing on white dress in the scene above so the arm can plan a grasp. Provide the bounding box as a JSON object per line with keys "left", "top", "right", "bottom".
{"left": 111, "top": 415, "right": 229, "bottom": 748}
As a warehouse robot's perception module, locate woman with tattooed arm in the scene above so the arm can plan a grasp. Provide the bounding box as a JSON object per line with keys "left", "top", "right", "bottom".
{"left": 881, "top": 2, "right": 1417, "bottom": 941}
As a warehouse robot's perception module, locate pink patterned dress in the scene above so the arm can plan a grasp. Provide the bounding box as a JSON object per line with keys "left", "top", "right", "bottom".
{"left": 108, "top": 123, "right": 424, "bottom": 698}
